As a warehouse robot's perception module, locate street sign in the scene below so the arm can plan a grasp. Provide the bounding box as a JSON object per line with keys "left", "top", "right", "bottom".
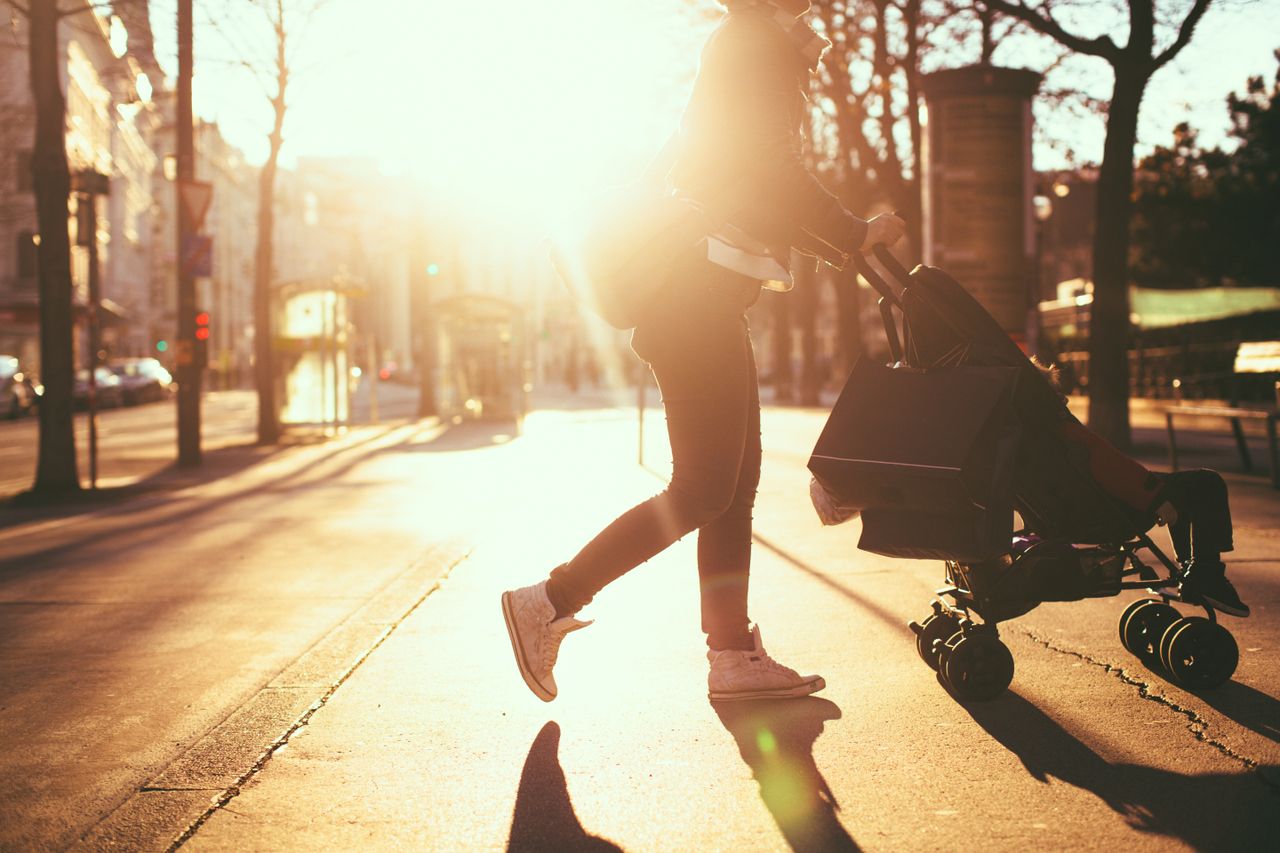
{"left": 178, "top": 180, "right": 214, "bottom": 231}
{"left": 182, "top": 234, "right": 213, "bottom": 278}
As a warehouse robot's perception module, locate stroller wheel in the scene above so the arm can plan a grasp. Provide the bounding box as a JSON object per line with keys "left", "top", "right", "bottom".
{"left": 940, "top": 631, "right": 1014, "bottom": 702}
{"left": 1118, "top": 599, "right": 1154, "bottom": 652}
{"left": 1159, "top": 617, "right": 1238, "bottom": 690}
{"left": 911, "top": 609, "right": 962, "bottom": 671}
{"left": 1120, "top": 599, "right": 1179, "bottom": 663}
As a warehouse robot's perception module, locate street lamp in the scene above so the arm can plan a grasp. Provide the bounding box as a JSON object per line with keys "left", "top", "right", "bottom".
{"left": 72, "top": 168, "right": 110, "bottom": 489}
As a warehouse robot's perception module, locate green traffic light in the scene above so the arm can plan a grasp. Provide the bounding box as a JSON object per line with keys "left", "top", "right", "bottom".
{"left": 156, "top": 340, "right": 169, "bottom": 352}
{"left": 427, "top": 263, "right": 440, "bottom": 276}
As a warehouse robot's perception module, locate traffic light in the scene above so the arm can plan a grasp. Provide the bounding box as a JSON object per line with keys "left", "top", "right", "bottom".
{"left": 194, "top": 310, "right": 210, "bottom": 367}
{"left": 156, "top": 339, "right": 169, "bottom": 353}
{"left": 426, "top": 262, "right": 440, "bottom": 277}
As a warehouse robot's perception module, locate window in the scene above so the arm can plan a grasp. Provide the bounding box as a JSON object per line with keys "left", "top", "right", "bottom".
{"left": 17, "top": 232, "right": 37, "bottom": 278}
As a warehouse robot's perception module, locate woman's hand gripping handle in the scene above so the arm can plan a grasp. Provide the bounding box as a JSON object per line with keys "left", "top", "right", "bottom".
{"left": 860, "top": 212, "right": 907, "bottom": 253}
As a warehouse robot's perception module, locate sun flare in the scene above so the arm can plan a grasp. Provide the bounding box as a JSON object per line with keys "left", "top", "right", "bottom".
{"left": 285, "top": 0, "right": 716, "bottom": 232}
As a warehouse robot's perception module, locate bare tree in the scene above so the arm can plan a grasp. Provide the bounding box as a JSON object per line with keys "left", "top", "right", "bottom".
{"left": 770, "top": 291, "right": 795, "bottom": 403}
{"left": 809, "top": 0, "right": 976, "bottom": 256}
{"left": 806, "top": 0, "right": 983, "bottom": 378}
{"left": 980, "top": 0, "right": 1213, "bottom": 448}
{"left": 25, "top": 0, "right": 81, "bottom": 495}
{"left": 4, "top": 0, "right": 140, "bottom": 497}
{"left": 203, "top": 0, "right": 327, "bottom": 444}
{"left": 792, "top": 260, "right": 822, "bottom": 406}
{"left": 252, "top": 0, "right": 288, "bottom": 444}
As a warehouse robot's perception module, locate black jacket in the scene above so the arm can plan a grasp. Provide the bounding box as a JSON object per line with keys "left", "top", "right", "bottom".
{"left": 670, "top": 7, "right": 868, "bottom": 269}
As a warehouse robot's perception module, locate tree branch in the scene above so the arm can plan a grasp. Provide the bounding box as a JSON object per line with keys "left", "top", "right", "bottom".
{"left": 979, "top": 0, "right": 1121, "bottom": 62}
{"left": 57, "top": 0, "right": 127, "bottom": 20}
{"left": 1153, "top": 0, "right": 1212, "bottom": 69}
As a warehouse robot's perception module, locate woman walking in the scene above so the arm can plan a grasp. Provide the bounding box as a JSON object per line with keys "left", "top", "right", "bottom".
{"left": 503, "top": 0, "right": 905, "bottom": 702}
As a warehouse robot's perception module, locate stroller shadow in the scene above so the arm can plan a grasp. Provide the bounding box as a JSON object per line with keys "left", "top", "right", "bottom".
{"left": 1197, "top": 680, "right": 1280, "bottom": 745}
{"left": 507, "top": 722, "right": 622, "bottom": 853}
{"left": 964, "top": 691, "right": 1280, "bottom": 849}
{"left": 713, "top": 697, "right": 860, "bottom": 852}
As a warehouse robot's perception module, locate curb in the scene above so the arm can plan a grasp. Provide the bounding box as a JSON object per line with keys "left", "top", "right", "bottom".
{"left": 69, "top": 541, "right": 472, "bottom": 852}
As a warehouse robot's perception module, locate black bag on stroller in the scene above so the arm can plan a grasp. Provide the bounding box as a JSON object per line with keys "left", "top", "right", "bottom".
{"left": 809, "top": 357, "right": 1021, "bottom": 562}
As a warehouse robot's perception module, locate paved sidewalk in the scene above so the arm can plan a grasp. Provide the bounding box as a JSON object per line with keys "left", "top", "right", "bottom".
{"left": 172, "top": 402, "right": 1278, "bottom": 852}
{"left": 4, "top": 384, "right": 1274, "bottom": 851}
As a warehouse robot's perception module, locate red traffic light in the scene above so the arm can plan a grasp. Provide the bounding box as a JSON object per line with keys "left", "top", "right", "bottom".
{"left": 195, "top": 327, "right": 210, "bottom": 341}
{"left": 195, "top": 311, "right": 210, "bottom": 326}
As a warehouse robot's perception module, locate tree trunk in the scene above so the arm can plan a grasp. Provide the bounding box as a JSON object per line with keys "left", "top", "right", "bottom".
{"left": 253, "top": 101, "right": 285, "bottom": 445}
{"left": 411, "top": 219, "right": 437, "bottom": 417}
{"left": 902, "top": 0, "right": 925, "bottom": 256}
{"left": 1086, "top": 65, "right": 1147, "bottom": 449}
{"left": 771, "top": 290, "right": 794, "bottom": 404}
{"left": 29, "top": 1, "right": 80, "bottom": 495}
{"left": 832, "top": 266, "right": 863, "bottom": 376}
{"left": 794, "top": 262, "right": 821, "bottom": 406}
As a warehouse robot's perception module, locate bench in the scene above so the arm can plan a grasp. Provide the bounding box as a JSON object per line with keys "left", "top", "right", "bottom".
{"left": 1166, "top": 341, "right": 1280, "bottom": 488}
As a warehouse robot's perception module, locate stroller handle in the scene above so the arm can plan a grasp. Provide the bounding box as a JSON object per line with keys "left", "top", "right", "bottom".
{"left": 852, "top": 248, "right": 902, "bottom": 308}
{"left": 872, "top": 243, "right": 914, "bottom": 287}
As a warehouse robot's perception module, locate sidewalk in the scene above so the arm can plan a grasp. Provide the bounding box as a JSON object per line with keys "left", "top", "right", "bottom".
{"left": 7, "top": 385, "right": 1274, "bottom": 850}
{"left": 137, "top": 399, "right": 1276, "bottom": 851}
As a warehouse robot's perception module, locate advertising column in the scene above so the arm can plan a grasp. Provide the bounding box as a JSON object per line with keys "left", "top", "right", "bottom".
{"left": 920, "top": 66, "right": 1041, "bottom": 340}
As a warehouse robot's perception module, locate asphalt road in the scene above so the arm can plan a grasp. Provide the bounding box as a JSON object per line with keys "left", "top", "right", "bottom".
{"left": 0, "top": 393, "right": 258, "bottom": 499}
{"left": 0, "top": 381, "right": 423, "bottom": 501}
{"left": 0, "top": 387, "right": 1276, "bottom": 851}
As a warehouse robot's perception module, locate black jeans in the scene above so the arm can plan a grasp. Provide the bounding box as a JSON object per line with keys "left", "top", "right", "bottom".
{"left": 547, "top": 256, "right": 763, "bottom": 650}
{"left": 1158, "top": 468, "right": 1234, "bottom": 565}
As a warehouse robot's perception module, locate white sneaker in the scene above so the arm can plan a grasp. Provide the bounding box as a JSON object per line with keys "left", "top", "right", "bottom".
{"left": 707, "top": 625, "right": 825, "bottom": 702}
{"left": 501, "top": 580, "right": 592, "bottom": 702}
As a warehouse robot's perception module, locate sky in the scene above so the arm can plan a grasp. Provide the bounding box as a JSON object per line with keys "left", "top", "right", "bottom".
{"left": 144, "top": 0, "right": 1280, "bottom": 217}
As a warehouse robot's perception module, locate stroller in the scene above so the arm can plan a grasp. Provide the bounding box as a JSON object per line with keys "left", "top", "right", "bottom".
{"left": 808, "top": 247, "right": 1243, "bottom": 701}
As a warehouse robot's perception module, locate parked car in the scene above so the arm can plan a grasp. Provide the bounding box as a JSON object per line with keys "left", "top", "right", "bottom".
{"left": 0, "top": 355, "right": 38, "bottom": 418}
{"left": 73, "top": 367, "right": 125, "bottom": 409}
{"left": 110, "top": 357, "right": 175, "bottom": 405}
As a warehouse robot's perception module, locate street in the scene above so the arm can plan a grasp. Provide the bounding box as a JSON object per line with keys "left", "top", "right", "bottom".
{"left": 0, "top": 381, "right": 425, "bottom": 502}
{"left": 0, "top": 389, "right": 1276, "bottom": 851}
{"left": 0, "top": 393, "right": 257, "bottom": 500}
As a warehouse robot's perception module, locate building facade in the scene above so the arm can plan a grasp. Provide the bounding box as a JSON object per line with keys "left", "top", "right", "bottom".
{"left": 0, "top": 3, "right": 159, "bottom": 371}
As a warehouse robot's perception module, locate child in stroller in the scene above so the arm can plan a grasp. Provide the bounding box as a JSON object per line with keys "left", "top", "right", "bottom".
{"left": 808, "top": 248, "right": 1252, "bottom": 701}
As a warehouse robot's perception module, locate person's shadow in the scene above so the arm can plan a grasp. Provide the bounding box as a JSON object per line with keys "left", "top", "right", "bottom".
{"left": 713, "top": 697, "right": 860, "bottom": 852}
{"left": 964, "top": 690, "right": 1280, "bottom": 849}
{"left": 507, "top": 722, "right": 622, "bottom": 852}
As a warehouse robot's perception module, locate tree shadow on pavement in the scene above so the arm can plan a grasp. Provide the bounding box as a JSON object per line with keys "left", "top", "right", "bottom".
{"left": 0, "top": 440, "right": 284, "bottom": 529}
{"left": 507, "top": 722, "right": 623, "bottom": 853}
{"left": 964, "top": 690, "right": 1280, "bottom": 849}
{"left": 389, "top": 418, "right": 522, "bottom": 454}
{"left": 713, "top": 697, "right": 860, "bottom": 852}
{"left": 0, "top": 422, "right": 413, "bottom": 578}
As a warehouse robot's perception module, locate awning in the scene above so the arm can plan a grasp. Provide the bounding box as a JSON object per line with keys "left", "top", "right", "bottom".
{"left": 1039, "top": 282, "right": 1280, "bottom": 330}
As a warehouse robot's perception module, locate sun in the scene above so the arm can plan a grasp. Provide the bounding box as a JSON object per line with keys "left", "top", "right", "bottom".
{"left": 284, "top": 0, "right": 718, "bottom": 232}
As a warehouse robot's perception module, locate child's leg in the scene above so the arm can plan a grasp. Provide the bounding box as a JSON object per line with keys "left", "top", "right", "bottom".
{"left": 1160, "top": 469, "right": 1248, "bottom": 616}
{"left": 1162, "top": 469, "right": 1235, "bottom": 563}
